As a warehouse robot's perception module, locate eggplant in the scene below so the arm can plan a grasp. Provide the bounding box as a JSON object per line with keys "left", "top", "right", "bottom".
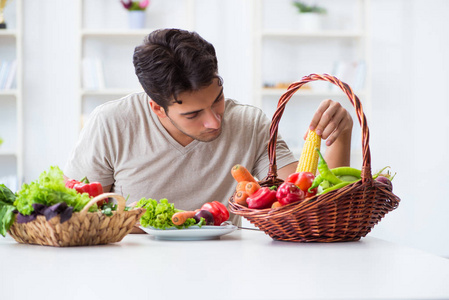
{"left": 194, "top": 210, "right": 214, "bottom": 225}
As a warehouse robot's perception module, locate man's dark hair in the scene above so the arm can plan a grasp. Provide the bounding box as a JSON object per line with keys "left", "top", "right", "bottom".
{"left": 133, "top": 28, "right": 223, "bottom": 111}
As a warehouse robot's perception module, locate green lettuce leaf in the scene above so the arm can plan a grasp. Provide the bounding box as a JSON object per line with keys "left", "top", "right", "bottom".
{"left": 14, "top": 166, "right": 93, "bottom": 215}
{"left": 136, "top": 198, "right": 197, "bottom": 229}
{"left": 0, "top": 205, "right": 16, "bottom": 237}
{"left": 0, "top": 184, "right": 17, "bottom": 237}
{"left": 0, "top": 183, "right": 16, "bottom": 205}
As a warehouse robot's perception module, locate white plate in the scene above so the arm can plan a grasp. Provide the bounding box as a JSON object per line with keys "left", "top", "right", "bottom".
{"left": 139, "top": 224, "right": 238, "bottom": 241}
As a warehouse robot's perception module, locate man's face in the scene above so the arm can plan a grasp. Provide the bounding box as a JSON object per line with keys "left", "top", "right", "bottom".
{"left": 164, "top": 79, "right": 225, "bottom": 144}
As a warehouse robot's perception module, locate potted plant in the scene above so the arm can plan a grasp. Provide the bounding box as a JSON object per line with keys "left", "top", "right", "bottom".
{"left": 0, "top": 0, "right": 12, "bottom": 29}
{"left": 120, "top": 0, "right": 150, "bottom": 29}
{"left": 292, "top": 1, "right": 327, "bottom": 31}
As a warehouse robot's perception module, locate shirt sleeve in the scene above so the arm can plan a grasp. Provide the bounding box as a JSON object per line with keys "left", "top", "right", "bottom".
{"left": 63, "top": 106, "right": 115, "bottom": 186}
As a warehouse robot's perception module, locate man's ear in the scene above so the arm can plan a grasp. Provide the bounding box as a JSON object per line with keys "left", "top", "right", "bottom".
{"left": 149, "top": 100, "right": 167, "bottom": 118}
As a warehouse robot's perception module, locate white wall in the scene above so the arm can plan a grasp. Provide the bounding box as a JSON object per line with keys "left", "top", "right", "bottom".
{"left": 368, "top": 0, "right": 449, "bottom": 258}
{"left": 18, "top": 0, "right": 449, "bottom": 257}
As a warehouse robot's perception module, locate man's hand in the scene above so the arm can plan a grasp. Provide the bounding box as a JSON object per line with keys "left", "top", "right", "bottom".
{"left": 306, "top": 99, "right": 353, "bottom": 147}
{"left": 307, "top": 99, "right": 353, "bottom": 169}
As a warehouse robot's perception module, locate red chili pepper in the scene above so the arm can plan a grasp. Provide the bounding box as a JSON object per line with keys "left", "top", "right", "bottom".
{"left": 286, "top": 172, "right": 317, "bottom": 198}
{"left": 275, "top": 182, "right": 305, "bottom": 206}
{"left": 246, "top": 186, "right": 277, "bottom": 209}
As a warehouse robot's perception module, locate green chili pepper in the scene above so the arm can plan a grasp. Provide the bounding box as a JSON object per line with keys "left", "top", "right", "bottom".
{"left": 319, "top": 181, "right": 352, "bottom": 195}
{"left": 316, "top": 149, "right": 342, "bottom": 185}
{"left": 338, "top": 175, "right": 360, "bottom": 182}
{"left": 308, "top": 174, "right": 324, "bottom": 192}
{"left": 331, "top": 167, "right": 361, "bottom": 178}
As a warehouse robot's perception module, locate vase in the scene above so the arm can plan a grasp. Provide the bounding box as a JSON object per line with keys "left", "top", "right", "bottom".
{"left": 298, "top": 13, "right": 323, "bottom": 31}
{"left": 128, "top": 10, "right": 146, "bottom": 29}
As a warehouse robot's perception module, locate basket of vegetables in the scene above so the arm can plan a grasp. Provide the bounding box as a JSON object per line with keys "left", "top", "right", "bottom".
{"left": 0, "top": 166, "right": 145, "bottom": 247}
{"left": 228, "top": 73, "right": 400, "bottom": 242}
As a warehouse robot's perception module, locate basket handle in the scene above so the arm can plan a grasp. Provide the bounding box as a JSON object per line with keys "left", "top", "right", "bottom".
{"left": 80, "top": 193, "right": 127, "bottom": 214}
{"left": 266, "top": 73, "right": 372, "bottom": 183}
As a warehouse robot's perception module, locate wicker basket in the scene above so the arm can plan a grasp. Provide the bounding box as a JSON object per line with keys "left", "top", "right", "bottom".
{"left": 229, "top": 73, "right": 400, "bottom": 242}
{"left": 8, "top": 193, "right": 145, "bottom": 247}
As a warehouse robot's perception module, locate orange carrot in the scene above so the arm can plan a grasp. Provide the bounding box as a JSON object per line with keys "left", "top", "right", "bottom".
{"left": 236, "top": 181, "right": 250, "bottom": 193}
{"left": 231, "top": 164, "right": 257, "bottom": 183}
{"left": 245, "top": 182, "right": 261, "bottom": 196}
{"left": 271, "top": 201, "right": 282, "bottom": 209}
{"left": 234, "top": 191, "right": 249, "bottom": 207}
{"left": 172, "top": 211, "right": 196, "bottom": 226}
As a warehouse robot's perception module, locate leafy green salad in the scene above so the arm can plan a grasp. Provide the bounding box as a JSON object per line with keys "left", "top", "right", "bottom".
{"left": 136, "top": 198, "right": 202, "bottom": 229}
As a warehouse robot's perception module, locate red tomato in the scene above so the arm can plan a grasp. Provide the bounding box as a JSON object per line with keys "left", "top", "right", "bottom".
{"left": 286, "top": 172, "right": 317, "bottom": 198}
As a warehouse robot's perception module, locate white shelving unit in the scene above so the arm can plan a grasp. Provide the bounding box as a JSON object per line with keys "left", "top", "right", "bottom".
{"left": 0, "top": 0, "right": 23, "bottom": 191}
{"left": 252, "top": 0, "right": 371, "bottom": 168}
{"left": 77, "top": 0, "right": 196, "bottom": 129}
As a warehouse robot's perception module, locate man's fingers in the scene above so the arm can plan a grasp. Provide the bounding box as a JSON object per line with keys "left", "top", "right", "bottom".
{"left": 312, "top": 100, "right": 341, "bottom": 136}
{"left": 309, "top": 99, "right": 331, "bottom": 131}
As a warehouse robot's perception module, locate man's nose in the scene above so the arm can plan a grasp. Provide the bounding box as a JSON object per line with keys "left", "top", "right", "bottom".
{"left": 203, "top": 109, "right": 221, "bottom": 129}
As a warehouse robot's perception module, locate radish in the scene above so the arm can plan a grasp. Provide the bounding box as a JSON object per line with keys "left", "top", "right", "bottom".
{"left": 376, "top": 176, "right": 393, "bottom": 192}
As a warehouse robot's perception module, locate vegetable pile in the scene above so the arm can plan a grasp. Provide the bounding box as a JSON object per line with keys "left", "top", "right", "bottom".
{"left": 136, "top": 198, "right": 230, "bottom": 229}
{"left": 232, "top": 148, "right": 396, "bottom": 210}
{"left": 0, "top": 166, "right": 120, "bottom": 237}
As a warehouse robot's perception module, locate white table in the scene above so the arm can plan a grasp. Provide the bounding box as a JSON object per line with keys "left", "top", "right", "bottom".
{"left": 1, "top": 229, "right": 448, "bottom": 300}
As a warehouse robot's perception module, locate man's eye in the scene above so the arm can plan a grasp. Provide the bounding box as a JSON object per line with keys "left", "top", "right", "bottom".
{"left": 186, "top": 113, "right": 198, "bottom": 120}
{"left": 214, "top": 96, "right": 224, "bottom": 105}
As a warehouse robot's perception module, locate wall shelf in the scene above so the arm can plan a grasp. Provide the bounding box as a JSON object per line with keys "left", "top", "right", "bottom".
{"left": 262, "top": 30, "right": 364, "bottom": 39}
{"left": 261, "top": 87, "right": 367, "bottom": 97}
{"left": 81, "top": 88, "right": 142, "bottom": 96}
{"left": 81, "top": 29, "right": 151, "bottom": 37}
{"left": 0, "top": 0, "right": 23, "bottom": 191}
{"left": 0, "top": 90, "right": 18, "bottom": 96}
{"left": 77, "top": 0, "right": 196, "bottom": 130}
{"left": 252, "top": 0, "right": 371, "bottom": 168}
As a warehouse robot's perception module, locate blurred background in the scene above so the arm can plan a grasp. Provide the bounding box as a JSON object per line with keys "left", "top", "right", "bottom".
{"left": 1, "top": 0, "right": 448, "bottom": 257}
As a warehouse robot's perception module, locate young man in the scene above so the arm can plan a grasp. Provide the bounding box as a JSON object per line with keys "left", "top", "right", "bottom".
{"left": 64, "top": 29, "right": 353, "bottom": 229}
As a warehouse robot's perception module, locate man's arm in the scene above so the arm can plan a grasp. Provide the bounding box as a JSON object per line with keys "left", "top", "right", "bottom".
{"left": 277, "top": 162, "right": 297, "bottom": 180}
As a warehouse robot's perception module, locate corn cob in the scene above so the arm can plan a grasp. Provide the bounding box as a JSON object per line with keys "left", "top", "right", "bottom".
{"left": 296, "top": 129, "right": 321, "bottom": 175}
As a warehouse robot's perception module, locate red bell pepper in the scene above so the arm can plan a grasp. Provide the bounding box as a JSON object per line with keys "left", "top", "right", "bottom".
{"left": 246, "top": 186, "right": 277, "bottom": 209}
{"left": 212, "top": 201, "right": 230, "bottom": 223}
{"left": 67, "top": 177, "right": 106, "bottom": 206}
{"left": 286, "top": 172, "right": 317, "bottom": 198}
{"left": 201, "top": 201, "right": 229, "bottom": 226}
{"left": 276, "top": 182, "right": 305, "bottom": 206}
{"left": 65, "top": 179, "right": 79, "bottom": 189}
